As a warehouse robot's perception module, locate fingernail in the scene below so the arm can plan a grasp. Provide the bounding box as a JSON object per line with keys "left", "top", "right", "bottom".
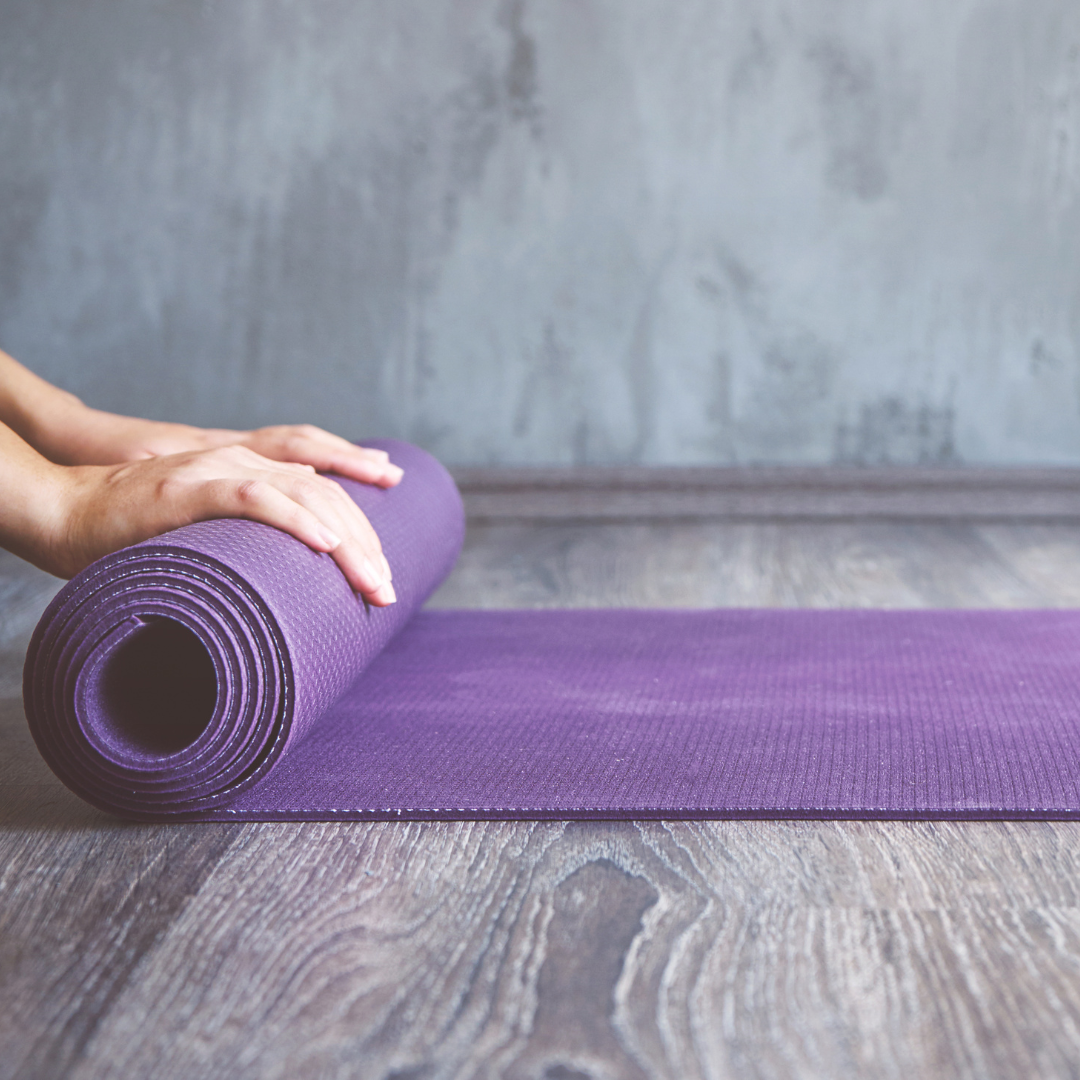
{"left": 374, "top": 581, "right": 397, "bottom": 605}
{"left": 385, "top": 465, "right": 404, "bottom": 483}
{"left": 381, "top": 553, "right": 393, "bottom": 581}
{"left": 361, "top": 557, "right": 385, "bottom": 591}
{"left": 318, "top": 526, "right": 342, "bottom": 551}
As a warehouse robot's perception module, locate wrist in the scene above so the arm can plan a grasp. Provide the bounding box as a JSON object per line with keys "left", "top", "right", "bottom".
{"left": 0, "top": 377, "right": 87, "bottom": 458}
{"left": 31, "top": 404, "right": 211, "bottom": 466}
{"left": 19, "top": 390, "right": 95, "bottom": 465}
{"left": 0, "top": 428, "right": 80, "bottom": 576}
{"left": 0, "top": 350, "right": 93, "bottom": 464}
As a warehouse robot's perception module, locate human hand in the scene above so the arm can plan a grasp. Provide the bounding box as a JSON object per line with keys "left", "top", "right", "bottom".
{"left": 25, "top": 444, "right": 397, "bottom": 604}
{"left": 198, "top": 424, "right": 404, "bottom": 488}
{"left": 40, "top": 408, "right": 404, "bottom": 490}
{"left": 0, "top": 351, "right": 401, "bottom": 597}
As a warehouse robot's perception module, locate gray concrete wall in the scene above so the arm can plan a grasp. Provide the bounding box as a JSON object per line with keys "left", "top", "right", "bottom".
{"left": 1, "top": 0, "right": 1079, "bottom": 465}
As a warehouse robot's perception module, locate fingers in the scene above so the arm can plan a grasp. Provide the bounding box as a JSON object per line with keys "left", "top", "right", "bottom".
{"left": 185, "top": 447, "right": 397, "bottom": 605}
{"left": 214, "top": 474, "right": 396, "bottom": 606}
{"left": 225, "top": 446, "right": 318, "bottom": 478}
{"left": 57, "top": 442, "right": 401, "bottom": 603}
{"left": 239, "top": 425, "right": 404, "bottom": 488}
{"left": 275, "top": 471, "right": 396, "bottom": 604}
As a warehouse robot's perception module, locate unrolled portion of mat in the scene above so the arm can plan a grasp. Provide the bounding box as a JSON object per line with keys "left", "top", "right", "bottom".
{"left": 219, "top": 607, "right": 1080, "bottom": 821}
{"left": 22, "top": 437, "right": 1080, "bottom": 821}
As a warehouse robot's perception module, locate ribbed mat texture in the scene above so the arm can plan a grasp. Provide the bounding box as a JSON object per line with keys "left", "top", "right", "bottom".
{"left": 23, "top": 441, "right": 1080, "bottom": 820}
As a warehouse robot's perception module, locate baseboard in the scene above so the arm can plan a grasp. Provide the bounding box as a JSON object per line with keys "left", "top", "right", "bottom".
{"left": 450, "top": 466, "right": 1080, "bottom": 521}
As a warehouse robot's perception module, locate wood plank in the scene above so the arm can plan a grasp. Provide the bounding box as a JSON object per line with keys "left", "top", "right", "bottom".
{"left": 427, "top": 520, "right": 1061, "bottom": 610}
{"left": 0, "top": 815, "right": 240, "bottom": 1080}
{"left": 0, "top": 550, "right": 63, "bottom": 698}
{"left": 4, "top": 521, "right": 1080, "bottom": 1079}
{"left": 454, "top": 466, "right": 1080, "bottom": 521}
{"left": 976, "top": 524, "right": 1080, "bottom": 606}
{"left": 0, "top": 552, "right": 240, "bottom": 1079}
{"left": 55, "top": 819, "right": 1080, "bottom": 1080}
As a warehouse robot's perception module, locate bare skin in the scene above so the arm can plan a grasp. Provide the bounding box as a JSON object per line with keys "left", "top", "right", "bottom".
{"left": 0, "top": 348, "right": 401, "bottom": 605}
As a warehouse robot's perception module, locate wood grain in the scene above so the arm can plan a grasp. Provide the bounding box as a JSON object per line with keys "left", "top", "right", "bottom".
{"left": 5, "top": 520, "right": 1080, "bottom": 1079}
{"left": 426, "top": 520, "right": 1069, "bottom": 610}
{"left": 44, "top": 819, "right": 1080, "bottom": 1080}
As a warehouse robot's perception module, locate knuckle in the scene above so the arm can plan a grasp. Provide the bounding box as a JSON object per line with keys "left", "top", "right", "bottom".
{"left": 233, "top": 479, "right": 265, "bottom": 506}
{"left": 292, "top": 477, "right": 322, "bottom": 501}
{"left": 196, "top": 446, "right": 226, "bottom": 466}
{"left": 355, "top": 524, "right": 381, "bottom": 552}
{"left": 216, "top": 445, "right": 254, "bottom": 466}
{"left": 156, "top": 472, "right": 187, "bottom": 501}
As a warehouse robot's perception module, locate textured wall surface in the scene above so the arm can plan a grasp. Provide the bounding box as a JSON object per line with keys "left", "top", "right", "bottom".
{"left": 1, "top": 0, "right": 1079, "bottom": 465}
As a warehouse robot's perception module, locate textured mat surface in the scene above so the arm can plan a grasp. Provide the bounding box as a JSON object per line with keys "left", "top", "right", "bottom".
{"left": 23, "top": 442, "right": 1080, "bottom": 820}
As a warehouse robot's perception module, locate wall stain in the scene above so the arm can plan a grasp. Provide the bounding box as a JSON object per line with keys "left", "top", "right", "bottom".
{"left": 626, "top": 280, "right": 658, "bottom": 462}
{"left": 717, "top": 249, "right": 838, "bottom": 455}
{"left": 762, "top": 333, "right": 833, "bottom": 403}
{"left": 513, "top": 320, "right": 586, "bottom": 459}
{"left": 1030, "top": 337, "right": 1063, "bottom": 376}
{"left": 1044, "top": 41, "right": 1080, "bottom": 209}
{"left": 0, "top": 176, "right": 48, "bottom": 325}
{"left": 5, "top": 3, "right": 1080, "bottom": 465}
{"left": 502, "top": 0, "right": 542, "bottom": 133}
{"left": 834, "top": 397, "right": 958, "bottom": 465}
{"left": 438, "top": 2, "right": 543, "bottom": 246}
{"left": 707, "top": 350, "right": 735, "bottom": 459}
{"left": 441, "top": 64, "right": 503, "bottom": 237}
{"left": 810, "top": 41, "right": 888, "bottom": 200}
{"left": 729, "top": 25, "right": 775, "bottom": 97}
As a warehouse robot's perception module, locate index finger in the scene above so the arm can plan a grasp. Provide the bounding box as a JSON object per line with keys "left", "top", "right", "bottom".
{"left": 255, "top": 429, "right": 404, "bottom": 488}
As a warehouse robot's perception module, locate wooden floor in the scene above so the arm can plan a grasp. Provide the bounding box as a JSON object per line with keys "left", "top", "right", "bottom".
{"left": 5, "top": 518, "right": 1080, "bottom": 1079}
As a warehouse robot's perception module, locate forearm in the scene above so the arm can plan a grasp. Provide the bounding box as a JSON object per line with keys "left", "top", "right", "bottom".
{"left": 0, "top": 349, "right": 401, "bottom": 597}
{"left": 0, "top": 420, "right": 396, "bottom": 600}
{"left": 0, "top": 349, "right": 404, "bottom": 491}
{"left": 0, "top": 420, "right": 68, "bottom": 572}
{"left": 0, "top": 348, "right": 89, "bottom": 463}
{"left": 0, "top": 347, "right": 218, "bottom": 465}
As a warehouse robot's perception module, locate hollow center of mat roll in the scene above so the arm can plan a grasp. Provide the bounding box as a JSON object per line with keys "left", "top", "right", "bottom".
{"left": 89, "top": 617, "right": 218, "bottom": 756}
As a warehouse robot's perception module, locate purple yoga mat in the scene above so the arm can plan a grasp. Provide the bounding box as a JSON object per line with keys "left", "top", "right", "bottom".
{"left": 23, "top": 440, "right": 1080, "bottom": 820}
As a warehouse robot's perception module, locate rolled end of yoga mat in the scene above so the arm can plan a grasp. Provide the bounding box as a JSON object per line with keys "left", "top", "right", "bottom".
{"left": 23, "top": 439, "right": 464, "bottom": 819}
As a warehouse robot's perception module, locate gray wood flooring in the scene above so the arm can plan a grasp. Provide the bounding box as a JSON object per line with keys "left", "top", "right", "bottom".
{"left": 5, "top": 519, "right": 1080, "bottom": 1079}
